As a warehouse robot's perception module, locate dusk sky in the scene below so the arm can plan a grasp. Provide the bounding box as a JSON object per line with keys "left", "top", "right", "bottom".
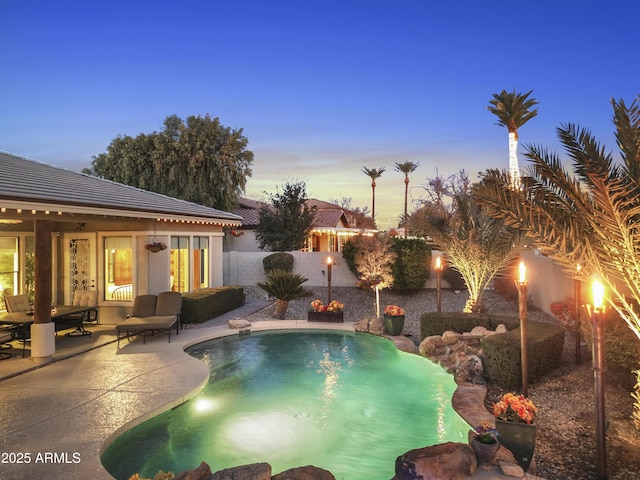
{"left": 1, "top": 1, "right": 638, "bottom": 226}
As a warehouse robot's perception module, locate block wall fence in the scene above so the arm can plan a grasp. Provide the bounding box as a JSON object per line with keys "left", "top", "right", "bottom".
{"left": 223, "top": 249, "right": 575, "bottom": 317}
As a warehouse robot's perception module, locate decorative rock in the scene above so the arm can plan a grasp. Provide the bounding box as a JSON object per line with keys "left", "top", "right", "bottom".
{"left": 498, "top": 460, "right": 525, "bottom": 477}
{"left": 470, "top": 325, "right": 488, "bottom": 336}
{"left": 395, "top": 442, "right": 476, "bottom": 480}
{"left": 454, "top": 354, "right": 484, "bottom": 384}
{"left": 442, "top": 330, "right": 463, "bottom": 345}
{"left": 388, "top": 335, "right": 418, "bottom": 354}
{"left": 175, "top": 461, "right": 212, "bottom": 480}
{"left": 228, "top": 319, "right": 251, "bottom": 329}
{"left": 354, "top": 318, "right": 371, "bottom": 332}
{"left": 272, "top": 465, "right": 336, "bottom": 480}
{"left": 368, "top": 317, "right": 385, "bottom": 336}
{"left": 208, "top": 462, "right": 271, "bottom": 480}
{"left": 495, "top": 323, "right": 509, "bottom": 333}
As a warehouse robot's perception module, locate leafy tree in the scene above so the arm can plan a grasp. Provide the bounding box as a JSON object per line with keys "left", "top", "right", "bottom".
{"left": 487, "top": 90, "right": 539, "bottom": 187}
{"left": 85, "top": 114, "right": 254, "bottom": 212}
{"left": 390, "top": 237, "right": 431, "bottom": 291}
{"left": 394, "top": 161, "right": 420, "bottom": 237}
{"left": 331, "top": 197, "right": 376, "bottom": 229}
{"left": 409, "top": 170, "right": 524, "bottom": 312}
{"left": 255, "top": 181, "right": 317, "bottom": 251}
{"left": 361, "top": 166, "right": 386, "bottom": 224}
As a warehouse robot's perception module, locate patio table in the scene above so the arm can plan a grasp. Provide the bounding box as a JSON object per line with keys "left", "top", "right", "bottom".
{"left": 0, "top": 305, "right": 95, "bottom": 357}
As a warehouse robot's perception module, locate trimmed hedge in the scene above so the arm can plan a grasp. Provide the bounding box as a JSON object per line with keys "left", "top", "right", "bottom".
{"left": 181, "top": 287, "right": 245, "bottom": 324}
{"left": 420, "top": 312, "right": 520, "bottom": 338}
{"left": 482, "top": 321, "right": 565, "bottom": 389}
{"left": 420, "top": 312, "right": 565, "bottom": 389}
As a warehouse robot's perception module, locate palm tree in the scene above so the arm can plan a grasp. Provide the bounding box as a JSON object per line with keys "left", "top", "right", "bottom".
{"left": 475, "top": 96, "right": 640, "bottom": 341}
{"left": 362, "top": 166, "right": 386, "bottom": 226}
{"left": 487, "top": 89, "right": 539, "bottom": 188}
{"left": 256, "top": 269, "right": 313, "bottom": 319}
{"left": 394, "top": 161, "right": 420, "bottom": 238}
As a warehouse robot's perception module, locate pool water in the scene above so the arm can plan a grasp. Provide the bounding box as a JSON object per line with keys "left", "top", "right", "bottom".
{"left": 102, "top": 330, "right": 467, "bottom": 480}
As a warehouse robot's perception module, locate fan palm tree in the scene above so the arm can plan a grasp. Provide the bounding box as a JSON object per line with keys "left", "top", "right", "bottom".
{"left": 487, "top": 89, "right": 539, "bottom": 188}
{"left": 474, "top": 96, "right": 640, "bottom": 341}
{"left": 256, "top": 269, "right": 313, "bottom": 319}
{"left": 362, "top": 166, "right": 386, "bottom": 226}
{"left": 394, "top": 161, "right": 420, "bottom": 238}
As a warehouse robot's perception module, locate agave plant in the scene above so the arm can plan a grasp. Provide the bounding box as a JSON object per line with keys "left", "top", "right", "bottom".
{"left": 256, "top": 269, "right": 313, "bottom": 319}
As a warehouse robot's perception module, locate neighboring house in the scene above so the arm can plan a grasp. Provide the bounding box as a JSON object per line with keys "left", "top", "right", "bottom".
{"left": 225, "top": 197, "right": 377, "bottom": 253}
{"left": 0, "top": 152, "right": 242, "bottom": 324}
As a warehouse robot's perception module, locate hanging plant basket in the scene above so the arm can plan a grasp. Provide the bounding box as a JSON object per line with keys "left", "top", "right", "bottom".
{"left": 145, "top": 242, "right": 167, "bottom": 253}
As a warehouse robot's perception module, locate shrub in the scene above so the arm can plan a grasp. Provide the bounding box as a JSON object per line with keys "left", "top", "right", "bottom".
{"left": 420, "top": 312, "right": 520, "bottom": 338}
{"left": 390, "top": 237, "right": 431, "bottom": 291}
{"left": 442, "top": 266, "right": 466, "bottom": 290}
{"left": 482, "top": 321, "right": 565, "bottom": 389}
{"left": 181, "top": 287, "right": 245, "bottom": 324}
{"left": 580, "top": 309, "right": 640, "bottom": 371}
{"left": 262, "top": 252, "right": 294, "bottom": 273}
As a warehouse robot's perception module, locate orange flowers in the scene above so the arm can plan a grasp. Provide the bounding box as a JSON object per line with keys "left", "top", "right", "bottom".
{"left": 492, "top": 393, "right": 538, "bottom": 424}
{"left": 383, "top": 304, "right": 405, "bottom": 317}
{"left": 310, "top": 300, "right": 344, "bottom": 312}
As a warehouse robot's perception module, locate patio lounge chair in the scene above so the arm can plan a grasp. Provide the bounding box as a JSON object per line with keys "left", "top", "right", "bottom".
{"left": 116, "top": 292, "right": 182, "bottom": 348}
{"left": 4, "top": 294, "right": 31, "bottom": 313}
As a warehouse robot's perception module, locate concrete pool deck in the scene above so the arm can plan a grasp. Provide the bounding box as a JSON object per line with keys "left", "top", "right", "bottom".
{"left": 0, "top": 299, "right": 545, "bottom": 480}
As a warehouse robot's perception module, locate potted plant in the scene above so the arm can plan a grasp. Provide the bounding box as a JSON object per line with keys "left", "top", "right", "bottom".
{"left": 492, "top": 392, "right": 538, "bottom": 471}
{"left": 256, "top": 269, "right": 313, "bottom": 319}
{"left": 145, "top": 241, "right": 167, "bottom": 253}
{"left": 382, "top": 304, "right": 405, "bottom": 336}
{"left": 469, "top": 421, "right": 500, "bottom": 469}
{"left": 308, "top": 299, "right": 345, "bottom": 323}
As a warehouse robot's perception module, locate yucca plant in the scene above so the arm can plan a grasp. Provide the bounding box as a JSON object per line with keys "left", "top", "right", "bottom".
{"left": 256, "top": 269, "right": 313, "bottom": 319}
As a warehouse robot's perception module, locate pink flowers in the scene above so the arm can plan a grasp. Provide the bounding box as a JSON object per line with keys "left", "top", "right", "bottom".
{"left": 492, "top": 393, "right": 538, "bottom": 424}
{"left": 383, "top": 304, "right": 405, "bottom": 316}
{"left": 310, "top": 299, "right": 344, "bottom": 312}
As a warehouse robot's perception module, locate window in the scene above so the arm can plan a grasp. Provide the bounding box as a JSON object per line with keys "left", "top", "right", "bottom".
{"left": 170, "top": 236, "right": 189, "bottom": 293}
{"left": 104, "top": 237, "right": 133, "bottom": 301}
{"left": 0, "top": 237, "right": 19, "bottom": 310}
{"left": 192, "top": 237, "right": 209, "bottom": 290}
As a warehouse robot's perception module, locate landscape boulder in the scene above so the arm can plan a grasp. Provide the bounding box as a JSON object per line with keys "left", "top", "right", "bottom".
{"left": 394, "top": 442, "right": 476, "bottom": 480}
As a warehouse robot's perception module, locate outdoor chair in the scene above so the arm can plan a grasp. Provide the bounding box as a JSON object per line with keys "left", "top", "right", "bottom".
{"left": 0, "top": 326, "right": 15, "bottom": 360}
{"left": 70, "top": 290, "right": 99, "bottom": 324}
{"left": 116, "top": 292, "right": 182, "bottom": 348}
{"left": 5, "top": 294, "right": 31, "bottom": 313}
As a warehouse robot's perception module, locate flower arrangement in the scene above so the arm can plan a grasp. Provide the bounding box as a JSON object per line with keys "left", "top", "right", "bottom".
{"left": 550, "top": 297, "right": 577, "bottom": 331}
{"left": 145, "top": 241, "right": 167, "bottom": 252}
{"left": 492, "top": 392, "right": 538, "bottom": 424}
{"left": 473, "top": 420, "right": 499, "bottom": 444}
{"left": 310, "top": 299, "right": 344, "bottom": 312}
{"left": 383, "top": 304, "right": 405, "bottom": 317}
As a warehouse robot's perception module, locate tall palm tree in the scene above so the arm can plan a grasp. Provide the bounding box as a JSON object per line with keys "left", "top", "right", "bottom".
{"left": 487, "top": 89, "right": 539, "bottom": 188}
{"left": 394, "top": 161, "right": 420, "bottom": 238}
{"left": 475, "top": 96, "right": 640, "bottom": 341}
{"left": 362, "top": 166, "right": 386, "bottom": 226}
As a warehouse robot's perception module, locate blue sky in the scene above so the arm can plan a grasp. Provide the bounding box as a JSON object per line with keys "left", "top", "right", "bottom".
{"left": 1, "top": 1, "right": 638, "bottom": 226}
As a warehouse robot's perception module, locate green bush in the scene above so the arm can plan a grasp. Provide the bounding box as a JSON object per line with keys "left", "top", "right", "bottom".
{"left": 263, "top": 252, "right": 294, "bottom": 273}
{"left": 580, "top": 309, "right": 640, "bottom": 371}
{"left": 181, "top": 287, "right": 245, "bottom": 324}
{"left": 442, "top": 266, "right": 466, "bottom": 290}
{"left": 390, "top": 238, "right": 431, "bottom": 291}
{"left": 482, "top": 321, "right": 565, "bottom": 389}
{"left": 420, "top": 312, "right": 520, "bottom": 338}
{"left": 341, "top": 238, "right": 360, "bottom": 277}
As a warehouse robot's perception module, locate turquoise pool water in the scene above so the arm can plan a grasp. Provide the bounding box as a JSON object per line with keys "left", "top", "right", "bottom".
{"left": 102, "top": 330, "right": 467, "bottom": 480}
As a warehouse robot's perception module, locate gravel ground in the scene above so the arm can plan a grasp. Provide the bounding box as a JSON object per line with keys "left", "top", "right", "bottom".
{"left": 243, "top": 286, "right": 640, "bottom": 480}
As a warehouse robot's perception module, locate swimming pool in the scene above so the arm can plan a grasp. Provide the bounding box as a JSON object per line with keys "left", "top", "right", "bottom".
{"left": 102, "top": 330, "right": 467, "bottom": 479}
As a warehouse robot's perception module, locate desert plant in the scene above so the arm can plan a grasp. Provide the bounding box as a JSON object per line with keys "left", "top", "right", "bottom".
{"left": 256, "top": 269, "right": 312, "bottom": 319}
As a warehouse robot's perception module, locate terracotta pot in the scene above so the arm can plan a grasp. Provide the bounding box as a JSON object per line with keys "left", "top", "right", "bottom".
{"left": 470, "top": 437, "right": 500, "bottom": 470}
{"left": 383, "top": 314, "right": 405, "bottom": 336}
{"left": 274, "top": 299, "right": 289, "bottom": 319}
{"left": 495, "top": 418, "right": 537, "bottom": 471}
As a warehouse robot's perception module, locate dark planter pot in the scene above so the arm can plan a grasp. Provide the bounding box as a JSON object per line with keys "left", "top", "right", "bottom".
{"left": 495, "top": 418, "right": 537, "bottom": 471}
{"left": 307, "top": 311, "right": 344, "bottom": 323}
{"left": 470, "top": 437, "right": 500, "bottom": 470}
{"left": 383, "top": 314, "right": 405, "bottom": 336}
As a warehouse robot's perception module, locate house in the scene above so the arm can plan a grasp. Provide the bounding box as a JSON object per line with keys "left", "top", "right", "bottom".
{"left": 225, "top": 197, "right": 377, "bottom": 253}
{"left": 0, "top": 152, "right": 242, "bottom": 330}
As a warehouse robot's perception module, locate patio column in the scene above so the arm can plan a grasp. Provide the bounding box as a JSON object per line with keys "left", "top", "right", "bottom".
{"left": 31, "top": 219, "right": 55, "bottom": 362}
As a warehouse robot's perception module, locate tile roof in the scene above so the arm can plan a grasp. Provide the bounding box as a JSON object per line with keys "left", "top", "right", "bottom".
{"left": 0, "top": 152, "right": 242, "bottom": 224}
{"left": 232, "top": 197, "right": 349, "bottom": 228}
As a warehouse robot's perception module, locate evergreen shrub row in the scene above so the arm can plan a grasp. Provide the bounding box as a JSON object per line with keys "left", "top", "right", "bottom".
{"left": 181, "top": 287, "right": 245, "bottom": 324}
